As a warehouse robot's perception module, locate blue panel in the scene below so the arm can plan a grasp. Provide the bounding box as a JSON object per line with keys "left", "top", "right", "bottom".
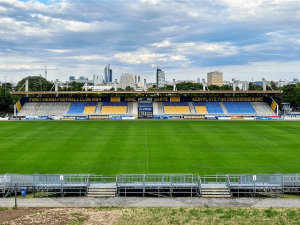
{"left": 139, "top": 107, "right": 153, "bottom": 112}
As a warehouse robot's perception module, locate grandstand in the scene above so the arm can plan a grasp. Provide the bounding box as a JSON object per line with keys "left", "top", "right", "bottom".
{"left": 15, "top": 96, "right": 278, "bottom": 119}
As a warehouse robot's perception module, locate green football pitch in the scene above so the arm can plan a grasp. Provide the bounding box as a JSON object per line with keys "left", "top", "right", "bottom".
{"left": 0, "top": 121, "right": 299, "bottom": 175}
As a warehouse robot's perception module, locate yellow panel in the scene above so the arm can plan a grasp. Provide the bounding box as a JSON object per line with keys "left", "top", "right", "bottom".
{"left": 111, "top": 97, "right": 120, "bottom": 102}
{"left": 271, "top": 101, "right": 277, "bottom": 110}
{"left": 83, "top": 106, "right": 96, "bottom": 114}
{"left": 164, "top": 106, "right": 190, "bottom": 114}
{"left": 170, "top": 97, "right": 180, "bottom": 102}
{"left": 101, "top": 106, "right": 127, "bottom": 114}
{"left": 195, "top": 106, "right": 208, "bottom": 114}
{"left": 16, "top": 101, "right": 22, "bottom": 111}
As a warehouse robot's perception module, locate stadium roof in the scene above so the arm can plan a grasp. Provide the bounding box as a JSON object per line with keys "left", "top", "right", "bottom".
{"left": 11, "top": 90, "right": 283, "bottom": 95}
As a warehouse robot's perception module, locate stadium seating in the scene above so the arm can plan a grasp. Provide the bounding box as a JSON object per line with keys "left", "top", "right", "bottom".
{"left": 195, "top": 106, "right": 208, "bottom": 114}
{"left": 223, "top": 101, "right": 257, "bottom": 115}
{"left": 101, "top": 102, "right": 128, "bottom": 114}
{"left": 83, "top": 102, "right": 97, "bottom": 114}
{"left": 18, "top": 102, "right": 71, "bottom": 117}
{"left": 193, "top": 102, "right": 224, "bottom": 114}
{"left": 67, "top": 102, "right": 87, "bottom": 115}
{"left": 163, "top": 102, "right": 190, "bottom": 114}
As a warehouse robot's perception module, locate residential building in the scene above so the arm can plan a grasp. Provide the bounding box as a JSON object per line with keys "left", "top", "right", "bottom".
{"left": 207, "top": 71, "right": 223, "bottom": 86}
{"left": 119, "top": 73, "right": 140, "bottom": 90}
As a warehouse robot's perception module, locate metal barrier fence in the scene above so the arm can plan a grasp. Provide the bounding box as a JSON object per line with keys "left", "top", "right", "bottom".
{"left": 89, "top": 175, "right": 116, "bottom": 183}
{"left": 5, "top": 174, "right": 34, "bottom": 184}
{"left": 117, "top": 174, "right": 199, "bottom": 184}
{"left": 239, "top": 174, "right": 283, "bottom": 186}
{"left": 283, "top": 174, "right": 300, "bottom": 186}
{"left": 201, "top": 175, "right": 239, "bottom": 183}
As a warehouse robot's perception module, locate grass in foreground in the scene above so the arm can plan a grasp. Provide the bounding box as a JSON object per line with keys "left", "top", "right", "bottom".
{"left": 114, "top": 207, "right": 300, "bottom": 225}
{"left": 0, "top": 121, "right": 300, "bottom": 175}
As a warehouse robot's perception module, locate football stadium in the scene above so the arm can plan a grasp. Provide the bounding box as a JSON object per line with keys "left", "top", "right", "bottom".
{"left": 1, "top": 88, "right": 300, "bottom": 198}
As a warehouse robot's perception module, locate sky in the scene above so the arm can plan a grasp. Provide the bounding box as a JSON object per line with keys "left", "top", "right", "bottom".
{"left": 0, "top": 0, "right": 300, "bottom": 84}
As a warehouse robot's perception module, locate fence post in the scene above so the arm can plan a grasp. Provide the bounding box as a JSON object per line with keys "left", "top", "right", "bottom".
{"left": 15, "top": 183, "right": 17, "bottom": 208}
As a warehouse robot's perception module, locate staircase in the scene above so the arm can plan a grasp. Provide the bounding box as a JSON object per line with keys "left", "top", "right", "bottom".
{"left": 219, "top": 102, "right": 228, "bottom": 115}
{"left": 127, "top": 102, "right": 133, "bottom": 115}
{"left": 87, "top": 186, "right": 116, "bottom": 198}
{"left": 201, "top": 184, "right": 231, "bottom": 198}
{"left": 188, "top": 102, "right": 196, "bottom": 114}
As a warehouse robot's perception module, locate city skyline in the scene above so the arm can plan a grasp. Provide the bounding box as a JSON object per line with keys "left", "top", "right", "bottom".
{"left": 0, "top": 0, "right": 300, "bottom": 84}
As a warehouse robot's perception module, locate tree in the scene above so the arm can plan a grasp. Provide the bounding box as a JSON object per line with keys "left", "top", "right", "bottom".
{"left": 176, "top": 82, "right": 203, "bottom": 90}
{"left": 0, "top": 86, "right": 13, "bottom": 113}
{"left": 281, "top": 84, "right": 300, "bottom": 108}
{"left": 219, "top": 85, "right": 233, "bottom": 90}
{"left": 16, "top": 76, "right": 53, "bottom": 92}
{"left": 207, "top": 84, "right": 220, "bottom": 90}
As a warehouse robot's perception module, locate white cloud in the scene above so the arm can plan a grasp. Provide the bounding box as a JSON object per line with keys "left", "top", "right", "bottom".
{"left": 46, "top": 49, "right": 71, "bottom": 53}
{"left": 114, "top": 48, "right": 188, "bottom": 64}
{"left": 152, "top": 40, "right": 239, "bottom": 57}
{"left": 65, "top": 55, "right": 110, "bottom": 61}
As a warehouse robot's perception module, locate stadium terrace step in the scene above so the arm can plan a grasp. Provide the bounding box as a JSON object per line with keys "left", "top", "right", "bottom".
{"left": 87, "top": 186, "right": 116, "bottom": 198}
{"left": 201, "top": 186, "right": 231, "bottom": 198}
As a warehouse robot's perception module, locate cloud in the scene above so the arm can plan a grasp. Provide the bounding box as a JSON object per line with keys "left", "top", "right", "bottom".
{"left": 113, "top": 48, "right": 188, "bottom": 65}
{"left": 46, "top": 49, "right": 71, "bottom": 53}
{"left": 65, "top": 55, "right": 110, "bottom": 61}
{"left": 151, "top": 40, "right": 239, "bottom": 57}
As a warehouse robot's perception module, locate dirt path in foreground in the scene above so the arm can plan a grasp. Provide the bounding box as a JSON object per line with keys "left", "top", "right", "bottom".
{"left": 0, "top": 207, "right": 122, "bottom": 225}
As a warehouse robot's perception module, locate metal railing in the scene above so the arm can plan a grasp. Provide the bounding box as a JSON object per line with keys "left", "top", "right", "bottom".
{"left": 89, "top": 175, "right": 116, "bottom": 183}
{"left": 283, "top": 174, "right": 300, "bottom": 186}
{"left": 239, "top": 174, "right": 283, "bottom": 186}
{"left": 117, "top": 174, "right": 199, "bottom": 184}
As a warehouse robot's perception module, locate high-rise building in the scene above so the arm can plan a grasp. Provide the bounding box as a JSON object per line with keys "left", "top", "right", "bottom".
{"left": 104, "top": 64, "right": 112, "bottom": 83}
{"left": 119, "top": 73, "right": 140, "bottom": 90}
{"left": 69, "top": 76, "right": 76, "bottom": 82}
{"left": 93, "top": 74, "right": 103, "bottom": 85}
{"left": 207, "top": 71, "right": 223, "bottom": 86}
{"left": 156, "top": 67, "right": 165, "bottom": 88}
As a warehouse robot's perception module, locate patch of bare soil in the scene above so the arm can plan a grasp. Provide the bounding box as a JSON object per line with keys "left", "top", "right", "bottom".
{"left": 1, "top": 208, "right": 122, "bottom": 225}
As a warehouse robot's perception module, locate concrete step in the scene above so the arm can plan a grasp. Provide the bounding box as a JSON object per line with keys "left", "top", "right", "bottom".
{"left": 201, "top": 186, "right": 231, "bottom": 198}
{"left": 88, "top": 191, "right": 116, "bottom": 195}
{"left": 87, "top": 186, "right": 116, "bottom": 197}
{"left": 87, "top": 194, "right": 115, "bottom": 198}
{"left": 202, "top": 194, "right": 231, "bottom": 198}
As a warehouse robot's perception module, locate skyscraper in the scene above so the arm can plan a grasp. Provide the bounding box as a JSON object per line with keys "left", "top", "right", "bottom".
{"left": 104, "top": 64, "right": 112, "bottom": 83}
{"left": 156, "top": 67, "right": 165, "bottom": 88}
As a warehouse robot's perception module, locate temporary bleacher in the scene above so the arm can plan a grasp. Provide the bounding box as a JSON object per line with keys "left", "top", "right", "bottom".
{"left": 101, "top": 102, "right": 128, "bottom": 114}
{"left": 223, "top": 102, "right": 257, "bottom": 115}
{"left": 163, "top": 102, "right": 190, "bottom": 114}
